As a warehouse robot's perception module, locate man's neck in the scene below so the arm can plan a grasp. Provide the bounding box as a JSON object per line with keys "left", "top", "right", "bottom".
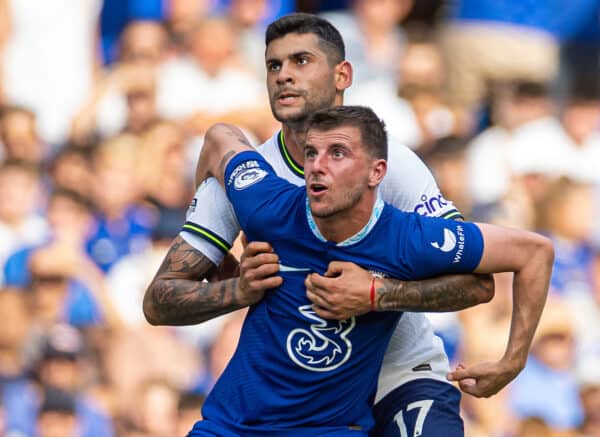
{"left": 281, "top": 123, "right": 307, "bottom": 165}
{"left": 314, "top": 193, "right": 378, "bottom": 243}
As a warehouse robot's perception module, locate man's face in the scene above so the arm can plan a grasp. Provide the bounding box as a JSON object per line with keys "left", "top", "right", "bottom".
{"left": 304, "top": 125, "right": 372, "bottom": 218}
{"left": 266, "top": 33, "right": 338, "bottom": 125}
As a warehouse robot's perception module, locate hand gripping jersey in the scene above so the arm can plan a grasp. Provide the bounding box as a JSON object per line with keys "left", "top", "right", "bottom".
{"left": 181, "top": 132, "right": 463, "bottom": 407}
{"left": 192, "top": 151, "right": 482, "bottom": 436}
{"left": 183, "top": 132, "right": 464, "bottom": 403}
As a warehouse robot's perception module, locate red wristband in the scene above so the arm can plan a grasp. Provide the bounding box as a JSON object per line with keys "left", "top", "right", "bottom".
{"left": 370, "top": 276, "right": 376, "bottom": 311}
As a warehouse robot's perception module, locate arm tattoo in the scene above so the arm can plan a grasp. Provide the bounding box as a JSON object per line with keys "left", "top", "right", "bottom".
{"left": 217, "top": 150, "right": 237, "bottom": 180}
{"left": 376, "top": 273, "right": 494, "bottom": 312}
{"left": 225, "top": 128, "right": 252, "bottom": 147}
{"left": 143, "top": 236, "right": 244, "bottom": 326}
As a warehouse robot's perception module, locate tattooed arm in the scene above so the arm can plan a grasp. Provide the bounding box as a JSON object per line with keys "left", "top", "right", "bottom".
{"left": 375, "top": 273, "right": 494, "bottom": 312}
{"left": 143, "top": 236, "right": 281, "bottom": 325}
{"left": 143, "top": 236, "right": 239, "bottom": 325}
{"left": 305, "top": 262, "right": 494, "bottom": 320}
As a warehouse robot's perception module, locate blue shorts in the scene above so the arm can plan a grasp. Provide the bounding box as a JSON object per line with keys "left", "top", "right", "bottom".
{"left": 187, "top": 419, "right": 368, "bottom": 436}
{"left": 371, "top": 379, "right": 463, "bottom": 437}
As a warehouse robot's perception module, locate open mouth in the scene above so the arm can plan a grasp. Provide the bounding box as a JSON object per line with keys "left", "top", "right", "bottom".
{"left": 309, "top": 183, "right": 328, "bottom": 196}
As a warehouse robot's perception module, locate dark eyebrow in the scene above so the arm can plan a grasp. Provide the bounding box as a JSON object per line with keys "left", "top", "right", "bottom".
{"left": 266, "top": 50, "right": 314, "bottom": 65}
{"left": 290, "top": 51, "right": 313, "bottom": 59}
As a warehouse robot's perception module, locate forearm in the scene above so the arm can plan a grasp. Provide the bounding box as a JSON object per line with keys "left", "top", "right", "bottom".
{"left": 375, "top": 273, "right": 494, "bottom": 312}
{"left": 144, "top": 276, "right": 243, "bottom": 326}
{"left": 504, "top": 250, "right": 553, "bottom": 367}
{"left": 143, "top": 236, "right": 246, "bottom": 326}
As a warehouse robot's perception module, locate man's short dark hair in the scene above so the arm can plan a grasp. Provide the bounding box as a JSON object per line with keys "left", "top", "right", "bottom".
{"left": 265, "top": 13, "right": 345, "bottom": 65}
{"left": 306, "top": 106, "right": 388, "bottom": 160}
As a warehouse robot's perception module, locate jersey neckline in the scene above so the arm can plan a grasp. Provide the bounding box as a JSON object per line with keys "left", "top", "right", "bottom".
{"left": 277, "top": 130, "right": 305, "bottom": 178}
{"left": 305, "top": 196, "right": 385, "bottom": 247}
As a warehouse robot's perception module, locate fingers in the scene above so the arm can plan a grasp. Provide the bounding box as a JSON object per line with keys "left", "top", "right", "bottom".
{"left": 248, "top": 275, "right": 283, "bottom": 292}
{"left": 240, "top": 252, "right": 279, "bottom": 273}
{"left": 324, "top": 261, "right": 354, "bottom": 277}
{"left": 308, "top": 272, "right": 336, "bottom": 290}
{"left": 240, "top": 232, "right": 248, "bottom": 248}
{"left": 242, "top": 241, "right": 275, "bottom": 259}
{"left": 446, "top": 365, "right": 472, "bottom": 382}
{"left": 312, "top": 305, "right": 345, "bottom": 320}
{"left": 242, "top": 262, "right": 280, "bottom": 285}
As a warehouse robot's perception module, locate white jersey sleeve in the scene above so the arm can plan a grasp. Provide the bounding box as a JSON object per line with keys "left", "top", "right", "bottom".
{"left": 380, "top": 140, "right": 462, "bottom": 220}
{"left": 179, "top": 178, "right": 241, "bottom": 266}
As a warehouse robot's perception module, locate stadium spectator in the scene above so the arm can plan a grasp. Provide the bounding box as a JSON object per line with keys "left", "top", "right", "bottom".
{"left": 0, "top": 0, "right": 102, "bottom": 145}
{"left": 560, "top": 81, "right": 600, "bottom": 185}
{"left": 87, "top": 134, "right": 154, "bottom": 273}
{"left": 0, "top": 106, "right": 47, "bottom": 164}
{"left": 509, "top": 298, "right": 584, "bottom": 434}
{"left": 458, "top": 272, "right": 516, "bottom": 435}
{"left": 466, "top": 81, "right": 573, "bottom": 208}
{"left": 130, "top": 378, "right": 179, "bottom": 437}
{"left": 0, "top": 289, "right": 38, "bottom": 436}
{"left": 99, "top": 0, "right": 164, "bottom": 64}
{"left": 164, "top": 0, "right": 211, "bottom": 54}
{"left": 3, "top": 188, "right": 113, "bottom": 328}
{"left": 0, "top": 160, "right": 48, "bottom": 282}
{"left": 158, "top": 16, "right": 274, "bottom": 140}
{"left": 227, "top": 0, "right": 271, "bottom": 79}
{"left": 440, "top": 0, "right": 570, "bottom": 109}
{"left": 535, "top": 178, "right": 595, "bottom": 298}
{"left": 36, "top": 387, "right": 79, "bottom": 437}
{"left": 322, "top": 0, "right": 413, "bottom": 83}
{"left": 34, "top": 325, "right": 115, "bottom": 437}
{"left": 48, "top": 146, "right": 95, "bottom": 198}
{"left": 577, "top": 359, "right": 600, "bottom": 437}
{"left": 72, "top": 21, "right": 168, "bottom": 143}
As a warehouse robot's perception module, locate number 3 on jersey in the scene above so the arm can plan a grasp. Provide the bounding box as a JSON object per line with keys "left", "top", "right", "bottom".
{"left": 394, "top": 399, "right": 434, "bottom": 437}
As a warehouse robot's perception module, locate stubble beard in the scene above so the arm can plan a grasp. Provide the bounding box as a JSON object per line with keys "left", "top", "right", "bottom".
{"left": 310, "top": 183, "right": 365, "bottom": 220}
{"left": 271, "top": 89, "right": 337, "bottom": 132}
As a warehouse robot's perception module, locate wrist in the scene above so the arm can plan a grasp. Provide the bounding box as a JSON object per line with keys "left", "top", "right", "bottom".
{"left": 501, "top": 352, "right": 527, "bottom": 373}
{"left": 370, "top": 276, "right": 380, "bottom": 312}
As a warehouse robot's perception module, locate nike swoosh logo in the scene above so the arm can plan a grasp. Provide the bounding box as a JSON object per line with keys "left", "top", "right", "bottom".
{"left": 279, "top": 263, "right": 311, "bottom": 272}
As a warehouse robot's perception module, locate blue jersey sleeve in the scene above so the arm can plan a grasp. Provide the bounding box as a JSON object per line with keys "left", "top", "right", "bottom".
{"left": 223, "top": 151, "right": 303, "bottom": 237}
{"left": 398, "top": 214, "right": 484, "bottom": 278}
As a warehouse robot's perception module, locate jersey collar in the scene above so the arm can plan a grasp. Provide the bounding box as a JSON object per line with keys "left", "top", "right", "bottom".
{"left": 305, "top": 196, "right": 385, "bottom": 247}
{"left": 277, "top": 130, "right": 305, "bottom": 178}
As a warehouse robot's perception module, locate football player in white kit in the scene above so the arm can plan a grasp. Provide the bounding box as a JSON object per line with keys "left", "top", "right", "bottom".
{"left": 143, "top": 14, "right": 535, "bottom": 437}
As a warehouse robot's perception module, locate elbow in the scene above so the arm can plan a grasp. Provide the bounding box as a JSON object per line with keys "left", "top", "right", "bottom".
{"left": 478, "top": 274, "right": 495, "bottom": 304}
{"left": 536, "top": 234, "right": 555, "bottom": 267}
{"left": 205, "top": 122, "right": 237, "bottom": 145}
{"left": 142, "top": 287, "right": 162, "bottom": 326}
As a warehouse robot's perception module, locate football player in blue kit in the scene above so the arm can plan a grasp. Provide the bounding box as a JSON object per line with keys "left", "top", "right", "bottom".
{"left": 186, "top": 106, "right": 554, "bottom": 436}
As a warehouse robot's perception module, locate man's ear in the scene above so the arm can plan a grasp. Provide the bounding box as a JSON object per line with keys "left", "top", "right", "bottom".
{"left": 334, "top": 60, "right": 353, "bottom": 93}
{"left": 368, "top": 159, "right": 387, "bottom": 188}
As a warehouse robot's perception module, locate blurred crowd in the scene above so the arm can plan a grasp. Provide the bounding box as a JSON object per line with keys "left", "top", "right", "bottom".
{"left": 0, "top": 0, "right": 599, "bottom": 436}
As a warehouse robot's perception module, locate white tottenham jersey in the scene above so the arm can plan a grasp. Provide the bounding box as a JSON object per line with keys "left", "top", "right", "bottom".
{"left": 182, "top": 131, "right": 462, "bottom": 403}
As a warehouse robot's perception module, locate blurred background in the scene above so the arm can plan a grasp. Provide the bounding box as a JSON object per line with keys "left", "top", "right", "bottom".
{"left": 0, "top": 0, "right": 599, "bottom": 436}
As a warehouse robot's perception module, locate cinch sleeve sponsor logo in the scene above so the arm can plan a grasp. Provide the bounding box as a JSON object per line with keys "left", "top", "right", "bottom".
{"left": 413, "top": 193, "right": 449, "bottom": 216}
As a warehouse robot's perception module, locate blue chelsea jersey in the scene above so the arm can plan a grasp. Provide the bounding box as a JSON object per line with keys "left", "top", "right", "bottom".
{"left": 196, "top": 152, "right": 484, "bottom": 436}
